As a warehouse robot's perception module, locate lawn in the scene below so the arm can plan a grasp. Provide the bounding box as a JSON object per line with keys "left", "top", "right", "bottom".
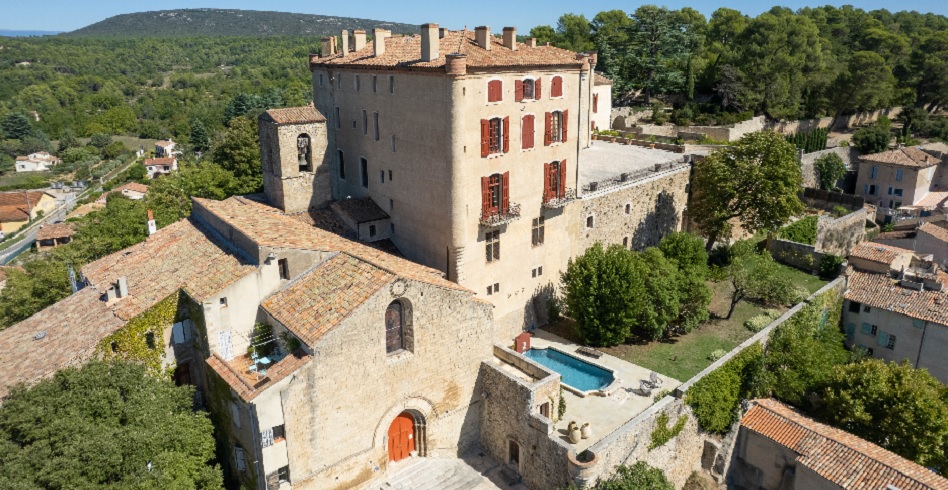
{"left": 542, "top": 263, "right": 827, "bottom": 382}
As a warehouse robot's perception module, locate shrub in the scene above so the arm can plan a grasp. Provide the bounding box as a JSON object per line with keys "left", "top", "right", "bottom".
{"left": 814, "top": 152, "right": 847, "bottom": 191}
{"left": 651, "top": 103, "right": 668, "bottom": 126}
{"left": 744, "top": 314, "right": 774, "bottom": 333}
{"left": 557, "top": 386, "right": 567, "bottom": 420}
{"left": 686, "top": 342, "right": 764, "bottom": 433}
{"left": 819, "top": 254, "right": 843, "bottom": 279}
{"left": 649, "top": 411, "right": 688, "bottom": 450}
{"left": 788, "top": 286, "right": 810, "bottom": 305}
{"left": 831, "top": 205, "right": 849, "bottom": 217}
{"left": 595, "top": 461, "right": 673, "bottom": 490}
{"left": 653, "top": 388, "right": 671, "bottom": 402}
{"left": 708, "top": 348, "right": 727, "bottom": 361}
{"left": 778, "top": 216, "right": 818, "bottom": 245}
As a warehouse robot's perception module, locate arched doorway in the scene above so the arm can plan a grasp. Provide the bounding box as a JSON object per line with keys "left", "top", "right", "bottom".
{"left": 388, "top": 412, "right": 415, "bottom": 462}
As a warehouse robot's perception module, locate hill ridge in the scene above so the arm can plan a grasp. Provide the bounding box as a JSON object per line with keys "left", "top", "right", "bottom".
{"left": 63, "top": 8, "right": 417, "bottom": 38}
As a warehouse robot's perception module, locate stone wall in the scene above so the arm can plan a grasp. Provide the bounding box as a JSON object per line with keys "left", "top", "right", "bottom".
{"left": 815, "top": 208, "right": 866, "bottom": 256}
{"left": 769, "top": 238, "right": 823, "bottom": 273}
{"left": 573, "top": 166, "right": 690, "bottom": 253}
{"left": 259, "top": 118, "right": 331, "bottom": 214}
{"left": 615, "top": 116, "right": 767, "bottom": 143}
{"left": 799, "top": 147, "right": 861, "bottom": 188}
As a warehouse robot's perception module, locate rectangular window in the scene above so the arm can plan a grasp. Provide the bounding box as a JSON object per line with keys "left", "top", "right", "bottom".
{"left": 334, "top": 107, "right": 340, "bottom": 129}
{"left": 894, "top": 188, "right": 903, "bottom": 197}
{"left": 888, "top": 186, "right": 894, "bottom": 195}
{"left": 532, "top": 217, "right": 545, "bottom": 246}
{"left": 273, "top": 424, "right": 286, "bottom": 442}
{"left": 380, "top": 170, "right": 385, "bottom": 183}
{"left": 586, "top": 215, "right": 594, "bottom": 228}
{"left": 336, "top": 74, "right": 342, "bottom": 89}
{"left": 278, "top": 466, "right": 290, "bottom": 483}
{"left": 278, "top": 258, "right": 289, "bottom": 280}
{"left": 230, "top": 402, "right": 241, "bottom": 428}
{"left": 391, "top": 135, "right": 396, "bottom": 152}
{"left": 362, "top": 110, "right": 368, "bottom": 135}
{"left": 486, "top": 230, "right": 500, "bottom": 262}
{"left": 551, "top": 76, "right": 563, "bottom": 97}
{"left": 234, "top": 446, "right": 246, "bottom": 472}
{"left": 848, "top": 301, "right": 861, "bottom": 313}
{"left": 863, "top": 305, "right": 871, "bottom": 313}
{"left": 539, "top": 402, "right": 550, "bottom": 418}
{"left": 489, "top": 118, "right": 502, "bottom": 153}
{"left": 522, "top": 114, "right": 535, "bottom": 150}
{"left": 374, "top": 112, "right": 380, "bottom": 141}
{"left": 369, "top": 224, "right": 377, "bottom": 237}
{"left": 338, "top": 150, "right": 345, "bottom": 179}
{"left": 360, "top": 158, "right": 368, "bottom": 188}
{"left": 887, "top": 334, "right": 896, "bottom": 349}
{"left": 372, "top": 75, "right": 378, "bottom": 93}
{"left": 389, "top": 75, "right": 395, "bottom": 94}
{"left": 319, "top": 73, "right": 324, "bottom": 86}
{"left": 355, "top": 74, "right": 360, "bottom": 91}
{"left": 494, "top": 283, "right": 500, "bottom": 293}
{"left": 389, "top": 199, "right": 394, "bottom": 211}
{"left": 895, "top": 169, "right": 904, "bottom": 181}
{"left": 870, "top": 166, "right": 878, "bottom": 179}
{"left": 220, "top": 297, "right": 228, "bottom": 307}
{"left": 388, "top": 170, "right": 392, "bottom": 181}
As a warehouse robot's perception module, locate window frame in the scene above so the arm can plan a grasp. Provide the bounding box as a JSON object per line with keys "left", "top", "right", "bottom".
{"left": 486, "top": 229, "right": 500, "bottom": 263}
{"left": 338, "top": 150, "right": 346, "bottom": 179}
{"left": 532, "top": 217, "right": 545, "bottom": 246}
{"left": 360, "top": 157, "right": 368, "bottom": 188}
{"left": 278, "top": 258, "right": 290, "bottom": 280}
{"left": 385, "top": 300, "right": 405, "bottom": 354}
{"left": 550, "top": 111, "right": 564, "bottom": 143}
{"left": 374, "top": 112, "right": 380, "bottom": 141}
{"left": 488, "top": 117, "right": 504, "bottom": 154}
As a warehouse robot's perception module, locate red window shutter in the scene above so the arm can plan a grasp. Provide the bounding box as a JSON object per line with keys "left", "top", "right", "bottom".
{"left": 515, "top": 80, "right": 524, "bottom": 102}
{"left": 480, "top": 119, "right": 490, "bottom": 157}
{"left": 535, "top": 78, "right": 542, "bottom": 99}
{"left": 593, "top": 94, "right": 598, "bottom": 113}
{"left": 552, "top": 76, "right": 562, "bottom": 97}
{"left": 562, "top": 110, "right": 569, "bottom": 142}
{"left": 481, "top": 176, "right": 490, "bottom": 216}
{"left": 488, "top": 80, "right": 502, "bottom": 102}
{"left": 501, "top": 171, "right": 510, "bottom": 212}
{"left": 503, "top": 116, "right": 510, "bottom": 153}
{"left": 522, "top": 115, "right": 534, "bottom": 149}
{"left": 544, "top": 112, "right": 552, "bottom": 146}
{"left": 559, "top": 160, "right": 567, "bottom": 196}
{"left": 543, "top": 162, "right": 551, "bottom": 202}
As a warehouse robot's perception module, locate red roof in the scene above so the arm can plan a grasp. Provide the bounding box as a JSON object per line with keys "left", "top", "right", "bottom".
{"left": 849, "top": 242, "right": 912, "bottom": 267}
{"left": 741, "top": 399, "right": 948, "bottom": 490}
{"left": 144, "top": 157, "right": 175, "bottom": 166}
{"left": 845, "top": 267, "right": 948, "bottom": 325}
{"left": 860, "top": 147, "right": 939, "bottom": 169}
{"left": 262, "top": 106, "right": 325, "bottom": 125}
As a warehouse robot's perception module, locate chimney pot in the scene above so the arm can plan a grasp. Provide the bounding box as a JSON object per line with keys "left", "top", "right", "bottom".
{"left": 340, "top": 30, "right": 349, "bottom": 54}
{"left": 502, "top": 27, "right": 516, "bottom": 50}
{"left": 353, "top": 30, "right": 367, "bottom": 51}
{"left": 475, "top": 26, "right": 491, "bottom": 50}
{"left": 525, "top": 38, "right": 537, "bottom": 48}
{"left": 117, "top": 276, "right": 129, "bottom": 299}
{"left": 421, "top": 23, "right": 440, "bottom": 61}
{"left": 373, "top": 28, "right": 387, "bottom": 56}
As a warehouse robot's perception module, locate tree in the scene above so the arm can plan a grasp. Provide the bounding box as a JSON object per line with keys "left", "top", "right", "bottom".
{"left": 713, "top": 64, "right": 747, "bottom": 111}
{"left": 89, "top": 133, "right": 113, "bottom": 148}
{"left": 555, "top": 14, "right": 594, "bottom": 52}
{"left": 0, "top": 113, "right": 33, "bottom": 140}
{"left": 851, "top": 122, "right": 892, "bottom": 154}
{"left": 561, "top": 243, "right": 643, "bottom": 347}
{"left": 0, "top": 360, "right": 223, "bottom": 488}
{"left": 190, "top": 119, "right": 210, "bottom": 153}
{"left": 634, "top": 248, "right": 682, "bottom": 340}
{"left": 0, "top": 260, "right": 71, "bottom": 328}
{"left": 690, "top": 131, "right": 804, "bottom": 251}
{"left": 591, "top": 10, "right": 631, "bottom": 87}
{"left": 623, "top": 5, "right": 694, "bottom": 104}
{"left": 595, "top": 461, "right": 674, "bottom": 490}
{"left": 210, "top": 116, "right": 262, "bottom": 194}
{"left": 57, "top": 128, "right": 79, "bottom": 152}
{"left": 529, "top": 25, "right": 557, "bottom": 46}
{"left": 102, "top": 140, "right": 129, "bottom": 160}
{"left": 814, "top": 152, "right": 847, "bottom": 190}
{"left": 658, "top": 231, "right": 709, "bottom": 277}
{"left": 819, "top": 360, "right": 948, "bottom": 469}
{"left": 147, "top": 163, "right": 239, "bottom": 225}
{"left": 723, "top": 241, "right": 795, "bottom": 319}
{"left": 831, "top": 51, "right": 895, "bottom": 116}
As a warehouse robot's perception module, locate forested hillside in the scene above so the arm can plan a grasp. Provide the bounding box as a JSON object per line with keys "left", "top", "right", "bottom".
{"left": 533, "top": 6, "right": 948, "bottom": 126}
{"left": 63, "top": 8, "right": 416, "bottom": 38}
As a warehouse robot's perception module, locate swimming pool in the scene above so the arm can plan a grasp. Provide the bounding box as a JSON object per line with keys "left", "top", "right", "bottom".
{"left": 524, "top": 347, "right": 615, "bottom": 392}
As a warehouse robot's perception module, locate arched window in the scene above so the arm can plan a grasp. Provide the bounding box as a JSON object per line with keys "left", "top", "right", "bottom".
{"left": 385, "top": 301, "right": 404, "bottom": 353}
{"left": 297, "top": 134, "right": 312, "bottom": 172}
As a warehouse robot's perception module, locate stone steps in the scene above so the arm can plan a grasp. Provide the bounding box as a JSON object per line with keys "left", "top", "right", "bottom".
{"left": 379, "top": 458, "right": 499, "bottom": 490}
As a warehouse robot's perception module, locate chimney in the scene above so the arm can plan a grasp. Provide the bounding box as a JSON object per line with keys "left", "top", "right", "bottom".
{"left": 439, "top": 27, "right": 448, "bottom": 38}
{"left": 475, "top": 26, "right": 491, "bottom": 50}
{"left": 525, "top": 38, "right": 537, "bottom": 48}
{"left": 147, "top": 209, "right": 157, "bottom": 235}
{"left": 320, "top": 36, "right": 336, "bottom": 57}
{"left": 353, "top": 30, "right": 367, "bottom": 51}
{"left": 116, "top": 276, "right": 129, "bottom": 299}
{"left": 502, "top": 27, "right": 517, "bottom": 50}
{"left": 373, "top": 28, "right": 387, "bottom": 56}
{"left": 445, "top": 53, "right": 468, "bottom": 75}
{"left": 340, "top": 30, "right": 349, "bottom": 54}
{"left": 421, "top": 23, "right": 439, "bottom": 61}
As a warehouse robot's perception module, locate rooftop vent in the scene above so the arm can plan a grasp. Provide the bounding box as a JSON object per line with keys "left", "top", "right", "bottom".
{"left": 33, "top": 331, "right": 47, "bottom": 341}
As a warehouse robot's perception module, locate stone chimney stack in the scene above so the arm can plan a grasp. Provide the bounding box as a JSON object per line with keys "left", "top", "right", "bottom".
{"left": 502, "top": 27, "right": 517, "bottom": 50}
{"left": 353, "top": 30, "right": 367, "bottom": 51}
{"left": 439, "top": 27, "right": 448, "bottom": 38}
{"left": 147, "top": 209, "right": 157, "bottom": 236}
{"left": 525, "top": 38, "right": 537, "bottom": 48}
{"left": 373, "top": 28, "right": 387, "bottom": 56}
{"left": 340, "top": 30, "right": 349, "bottom": 54}
{"left": 421, "top": 23, "right": 439, "bottom": 61}
{"left": 320, "top": 36, "right": 336, "bottom": 57}
{"left": 475, "top": 26, "right": 491, "bottom": 50}
{"left": 445, "top": 53, "right": 468, "bottom": 75}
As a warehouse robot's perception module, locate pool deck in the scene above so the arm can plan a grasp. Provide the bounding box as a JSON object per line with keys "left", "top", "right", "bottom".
{"left": 530, "top": 330, "right": 681, "bottom": 452}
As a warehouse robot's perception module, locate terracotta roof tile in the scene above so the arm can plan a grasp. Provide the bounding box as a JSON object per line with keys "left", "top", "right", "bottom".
{"left": 193, "top": 197, "right": 464, "bottom": 291}
{"left": 0, "top": 205, "right": 30, "bottom": 223}
{"left": 144, "top": 157, "right": 176, "bottom": 165}
{"left": 594, "top": 72, "right": 612, "bottom": 86}
{"left": 35, "top": 222, "right": 74, "bottom": 241}
{"left": 915, "top": 191, "right": 948, "bottom": 210}
{"left": 919, "top": 221, "right": 948, "bottom": 244}
{"left": 312, "top": 30, "right": 584, "bottom": 71}
{"left": 80, "top": 219, "right": 257, "bottom": 320}
{"left": 850, "top": 242, "right": 912, "bottom": 267}
{"left": 0, "top": 190, "right": 51, "bottom": 208}
{"left": 845, "top": 267, "right": 948, "bottom": 325}
{"left": 291, "top": 208, "right": 353, "bottom": 237}
{"left": 155, "top": 140, "right": 174, "bottom": 147}
{"left": 261, "top": 105, "right": 325, "bottom": 125}
{"left": 0, "top": 288, "right": 124, "bottom": 399}
{"left": 741, "top": 399, "right": 948, "bottom": 490}
{"left": 262, "top": 253, "right": 393, "bottom": 346}
{"left": 331, "top": 197, "right": 389, "bottom": 223}
{"left": 921, "top": 142, "right": 948, "bottom": 156}
{"left": 860, "top": 147, "right": 939, "bottom": 168}
{"left": 96, "top": 182, "right": 150, "bottom": 204}
{"left": 206, "top": 350, "right": 311, "bottom": 402}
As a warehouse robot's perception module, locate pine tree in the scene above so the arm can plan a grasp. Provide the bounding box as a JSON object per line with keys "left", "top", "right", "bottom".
{"left": 190, "top": 119, "right": 209, "bottom": 153}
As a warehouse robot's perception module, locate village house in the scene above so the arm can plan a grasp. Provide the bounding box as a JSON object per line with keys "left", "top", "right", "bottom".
{"left": 34, "top": 222, "right": 74, "bottom": 250}
{"left": 590, "top": 72, "right": 612, "bottom": 132}
{"left": 14, "top": 151, "right": 61, "bottom": 172}
{"left": 732, "top": 398, "right": 948, "bottom": 490}
{"left": 144, "top": 156, "right": 177, "bottom": 179}
{"left": 855, "top": 146, "right": 948, "bottom": 222}
{"left": 0, "top": 190, "right": 58, "bottom": 235}
{"left": 155, "top": 139, "right": 176, "bottom": 157}
{"left": 842, "top": 242, "right": 948, "bottom": 383}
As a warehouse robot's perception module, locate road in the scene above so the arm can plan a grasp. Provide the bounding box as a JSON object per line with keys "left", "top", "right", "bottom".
{"left": 0, "top": 200, "right": 72, "bottom": 265}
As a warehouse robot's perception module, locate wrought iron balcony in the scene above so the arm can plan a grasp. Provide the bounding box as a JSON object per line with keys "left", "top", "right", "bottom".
{"left": 480, "top": 203, "right": 521, "bottom": 227}
{"left": 542, "top": 188, "right": 577, "bottom": 209}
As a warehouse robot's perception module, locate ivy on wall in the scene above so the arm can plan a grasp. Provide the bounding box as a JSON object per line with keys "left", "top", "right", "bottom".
{"left": 98, "top": 292, "right": 183, "bottom": 378}
{"left": 649, "top": 411, "right": 688, "bottom": 450}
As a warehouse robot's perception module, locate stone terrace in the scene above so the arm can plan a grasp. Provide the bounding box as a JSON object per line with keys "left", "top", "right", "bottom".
{"left": 578, "top": 141, "right": 685, "bottom": 191}
{"left": 529, "top": 330, "right": 680, "bottom": 452}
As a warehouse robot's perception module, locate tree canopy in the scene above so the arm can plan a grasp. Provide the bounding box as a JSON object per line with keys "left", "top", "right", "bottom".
{"left": 0, "top": 360, "right": 223, "bottom": 488}
{"left": 814, "top": 152, "right": 847, "bottom": 191}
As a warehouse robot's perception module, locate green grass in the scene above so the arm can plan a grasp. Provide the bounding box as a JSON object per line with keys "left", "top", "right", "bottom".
{"left": 542, "top": 263, "right": 827, "bottom": 382}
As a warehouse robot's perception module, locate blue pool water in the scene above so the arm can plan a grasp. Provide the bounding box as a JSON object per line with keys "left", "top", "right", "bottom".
{"left": 524, "top": 348, "right": 614, "bottom": 392}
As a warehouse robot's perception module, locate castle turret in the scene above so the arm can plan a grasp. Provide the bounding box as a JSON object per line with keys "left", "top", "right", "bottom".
{"left": 258, "top": 106, "right": 330, "bottom": 213}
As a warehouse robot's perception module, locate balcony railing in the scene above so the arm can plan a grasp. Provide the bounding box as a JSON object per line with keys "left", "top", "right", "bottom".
{"left": 542, "top": 188, "right": 577, "bottom": 209}
{"left": 480, "top": 203, "right": 521, "bottom": 227}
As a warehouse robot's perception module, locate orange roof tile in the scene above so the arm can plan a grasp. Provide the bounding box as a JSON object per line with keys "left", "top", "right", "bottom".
{"left": 0, "top": 190, "right": 51, "bottom": 208}
{"left": 0, "top": 288, "right": 124, "bottom": 399}
{"left": 860, "top": 147, "right": 939, "bottom": 168}
{"left": 919, "top": 221, "right": 948, "bottom": 244}
{"left": 35, "top": 222, "right": 74, "bottom": 241}
{"left": 331, "top": 197, "right": 389, "bottom": 223}
{"left": 261, "top": 105, "right": 325, "bottom": 125}
{"left": 262, "top": 253, "right": 393, "bottom": 346}
{"left": 0, "top": 205, "right": 30, "bottom": 223}
{"left": 155, "top": 140, "right": 174, "bottom": 147}
{"left": 312, "top": 30, "right": 584, "bottom": 71}
{"left": 193, "top": 197, "right": 464, "bottom": 292}
{"left": 845, "top": 267, "right": 948, "bottom": 326}
{"left": 144, "top": 157, "right": 175, "bottom": 165}
{"left": 80, "top": 219, "right": 257, "bottom": 320}
{"left": 741, "top": 399, "right": 948, "bottom": 490}
{"left": 206, "top": 350, "right": 311, "bottom": 402}
{"left": 849, "top": 242, "right": 912, "bottom": 267}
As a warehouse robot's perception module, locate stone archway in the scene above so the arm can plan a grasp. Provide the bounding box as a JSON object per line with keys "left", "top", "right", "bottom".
{"left": 387, "top": 410, "right": 427, "bottom": 462}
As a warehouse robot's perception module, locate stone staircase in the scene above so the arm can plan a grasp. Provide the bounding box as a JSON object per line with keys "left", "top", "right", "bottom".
{"left": 378, "top": 458, "right": 508, "bottom": 490}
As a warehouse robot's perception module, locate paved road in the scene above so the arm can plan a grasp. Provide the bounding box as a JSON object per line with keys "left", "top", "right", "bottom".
{"left": 0, "top": 203, "right": 71, "bottom": 265}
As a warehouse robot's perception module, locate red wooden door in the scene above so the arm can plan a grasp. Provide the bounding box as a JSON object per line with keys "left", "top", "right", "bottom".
{"left": 388, "top": 412, "right": 415, "bottom": 462}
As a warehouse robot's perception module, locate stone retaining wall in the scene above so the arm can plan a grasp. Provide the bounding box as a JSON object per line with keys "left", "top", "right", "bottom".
{"left": 800, "top": 147, "right": 861, "bottom": 188}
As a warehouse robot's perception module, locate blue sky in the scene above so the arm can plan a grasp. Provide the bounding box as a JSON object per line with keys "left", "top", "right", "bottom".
{"left": 1, "top": 0, "right": 946, "bottom": 32}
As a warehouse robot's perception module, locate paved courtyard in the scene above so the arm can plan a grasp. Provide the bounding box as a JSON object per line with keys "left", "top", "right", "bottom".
{"left": 578, "top": 140, "right": 683, "bottom": 188}
{"left": 374, "top": 452, "right": 529, "bottom": 490}
{"left": 530, "top": 330, "right": 681, "bottom": 452}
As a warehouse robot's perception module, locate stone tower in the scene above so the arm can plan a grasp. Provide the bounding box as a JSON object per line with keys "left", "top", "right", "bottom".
{"left": 258, "top": 106, "right": 331, "bottom": 213}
